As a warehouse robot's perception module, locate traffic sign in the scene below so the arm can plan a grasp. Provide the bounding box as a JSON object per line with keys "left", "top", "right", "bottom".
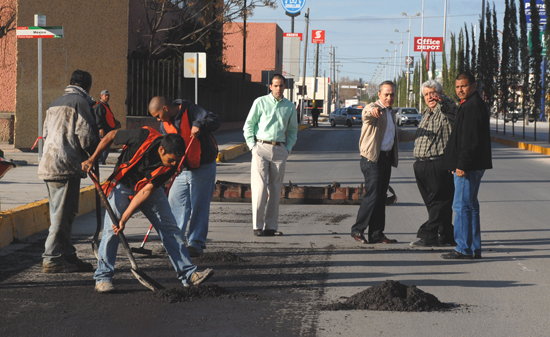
{"left": 529, "top": 31, "right": 547, "bottom": 56}
{"left": 312, "top": 30, "right": 325, "bottom": 44}
{"left": 405, "top": 56, "right": 414, "bottom": 67}
{"left": 16, "top": 26, "right": 64, "bottom": 39}
{"left": 281, "top": 0, "right": 306, "bottom": 15}
{"left": 184, "top": 52, "right": 206, "bottom": 78}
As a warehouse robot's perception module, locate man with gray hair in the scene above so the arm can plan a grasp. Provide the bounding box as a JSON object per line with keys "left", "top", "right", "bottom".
{"left": 410, "top": 79, "right": 457, "bottom": 247}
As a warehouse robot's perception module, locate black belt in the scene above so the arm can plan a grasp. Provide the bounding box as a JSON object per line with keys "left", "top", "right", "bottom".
{"left": 380, "top": 150, "right": 392, "bottom": 157}
{"left": 417, "top": 156, "right": 444, "bottom": 161}
{"left": 258, "top": 139, "right": 285, "bottom": 146}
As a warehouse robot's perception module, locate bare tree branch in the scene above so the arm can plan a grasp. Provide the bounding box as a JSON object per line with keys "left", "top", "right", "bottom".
{"left": 0, "top": 5, "right": 16, "bottom": 40}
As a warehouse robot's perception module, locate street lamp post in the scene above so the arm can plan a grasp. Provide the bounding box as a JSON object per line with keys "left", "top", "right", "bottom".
{"left": 389, "top": 44, "right": 399, "bottom": 79}
{"left": 394, "top": 29, "right": 408, "bottom": 77}
{"left": 402, "top": 11, "right": 421, "bottom": 107}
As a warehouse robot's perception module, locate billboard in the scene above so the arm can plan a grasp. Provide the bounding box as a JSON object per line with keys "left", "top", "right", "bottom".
{"left": 414, "top": 37, "right": 443, "bottom": 52}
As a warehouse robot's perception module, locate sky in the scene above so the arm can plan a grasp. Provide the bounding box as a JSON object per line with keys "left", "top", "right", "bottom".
{"left": 245, "top": 0, "right": 508, "bottom": 85}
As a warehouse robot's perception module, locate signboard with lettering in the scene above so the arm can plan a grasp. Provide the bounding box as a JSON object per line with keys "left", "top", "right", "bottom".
{"left": 312, "top": 30, "right": 325, "bottom": 44}
{"left": 281, "top": 0, "right": 306, "bottom": 15}
{"left": 16, "top": 26, "right": 64, "bottom": 39}
{"left": 283, "top": 32, "right": 303, "bottom": 41}
{"left": 414, "top": 37, "right": 443, "bottom": 52}
{"left": 524, "top": 0, "right": 547, "bottom": 25}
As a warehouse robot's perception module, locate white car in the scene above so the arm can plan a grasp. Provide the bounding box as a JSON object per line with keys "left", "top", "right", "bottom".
{"left": 394, "top": 107, "right": 421, "bottom": 126}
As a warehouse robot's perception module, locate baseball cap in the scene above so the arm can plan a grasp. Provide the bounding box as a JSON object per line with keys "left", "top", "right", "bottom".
{"left": 101, "top": 90, "right": 110, "bottom": 96}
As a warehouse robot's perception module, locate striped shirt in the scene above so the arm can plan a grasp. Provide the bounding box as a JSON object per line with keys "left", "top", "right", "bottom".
{"left": 413, "top": 94, "right": 457, "bottom": 159}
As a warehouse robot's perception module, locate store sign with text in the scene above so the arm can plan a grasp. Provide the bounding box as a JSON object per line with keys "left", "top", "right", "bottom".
{"left": 414, "top": 37, "right": 443, "bottom": 52}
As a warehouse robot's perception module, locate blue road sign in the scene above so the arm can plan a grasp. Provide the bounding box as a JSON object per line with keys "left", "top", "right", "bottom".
{"left": 281, "top": 0, "right": 306, "bottom": 15}
{"left": 524, "top": 0, "right": 547, "bottom": 25}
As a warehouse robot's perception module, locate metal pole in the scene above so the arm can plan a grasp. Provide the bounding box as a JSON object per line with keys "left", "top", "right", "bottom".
{"left": 300, "top": 8, "right": 310, "bottom": 124}
{"left": 242, "top": 0, "right": 247, "bottom": 80}
{"left": 443, "top": 0, "right": 447, "bottom": 49}
{"left": 406, "top": 15, "right": 413, "bottom": 107}
{"left": 419, "top": 0, "right": 425, "bottom": 112}
{"left": 393, "top": 48, "right": 397, "bottom": 79}
{"left": 38, "top": 38, "right": 43, "bottom": 160}
{"left": 313, "top": 42, "right": 319, "bottom": 108}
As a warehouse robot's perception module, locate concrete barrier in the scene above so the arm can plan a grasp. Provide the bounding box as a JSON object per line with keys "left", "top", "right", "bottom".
{"left": 0, "top": 185, "right": 96, "bottom": 248}
{"left": 491, "top": 136, "right": 550, "bottom": 155}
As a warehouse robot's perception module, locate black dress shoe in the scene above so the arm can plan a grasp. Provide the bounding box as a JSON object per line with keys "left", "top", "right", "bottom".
{"left": 253, "top": 229, "right": 263, "bottom": 236}
{"left": 351, "top": 232, "right": 367, "bottom": 243}
{"left": 441, "top": 250, "right": 474, "bottom": 260}
{"left": 371, "top": 236, "right": 398, "bottom": 244}
{"left": 262, "top": 230, "right": 283, "bottom": 236}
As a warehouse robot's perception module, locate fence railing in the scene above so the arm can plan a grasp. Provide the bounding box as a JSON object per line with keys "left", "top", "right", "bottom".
{"left": 127, "top": 56, "right": 266, "bottom": 123}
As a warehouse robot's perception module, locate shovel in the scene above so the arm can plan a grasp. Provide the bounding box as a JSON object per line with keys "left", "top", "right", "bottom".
{"left": 88, "top": 170, "right": 165, "bottom": 292}
{"left": 131, "top": 138, "right": 195, "bottom": 256}
{"left": 92, "top": 162, "right": 102, "bottom": 259}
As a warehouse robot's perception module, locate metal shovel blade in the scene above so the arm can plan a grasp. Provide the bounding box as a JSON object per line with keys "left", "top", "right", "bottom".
{"left": 130, "top": 268, "right": 165, "bottom": 292}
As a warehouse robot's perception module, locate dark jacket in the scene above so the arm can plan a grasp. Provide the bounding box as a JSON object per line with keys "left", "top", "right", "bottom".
{"left": 442, "top": 91, "right": 492, "bottom": 171}
{"left": 159, "top": 99, "right": 221, "bottom": 167}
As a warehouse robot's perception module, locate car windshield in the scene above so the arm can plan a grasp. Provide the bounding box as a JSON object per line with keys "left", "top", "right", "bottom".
{"left": 401, "top": 109, "right": 418, "bottom": 115}
{"left": 348, "top": 109, "right": 362, "bottom": 115}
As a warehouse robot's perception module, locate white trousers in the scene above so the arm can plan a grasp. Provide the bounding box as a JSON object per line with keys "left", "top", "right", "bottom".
{"left": 251, "top": 142, "right": 289, "bottom": 230}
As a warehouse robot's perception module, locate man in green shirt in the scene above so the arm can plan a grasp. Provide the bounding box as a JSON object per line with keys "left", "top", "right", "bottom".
{"left": 243, "top": 74, "right": 298, "bottom": 237}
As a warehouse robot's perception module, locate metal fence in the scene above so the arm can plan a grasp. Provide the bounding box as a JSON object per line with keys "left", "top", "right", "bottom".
{"left": 127, "top": 56, "right": 266, "bottom": 122}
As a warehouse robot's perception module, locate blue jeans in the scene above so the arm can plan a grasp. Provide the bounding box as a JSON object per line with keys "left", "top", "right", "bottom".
{"left": 94, "top": 183, "right": 197, "bottom": 285}
{"left": 43, "top": 177, "right": 81, "bottom": 263}
{"left": 168, "top": 161, "right": 216, "bottom": 252}
{"left": 452, "top": 170, "right": 485, "bottom": 256}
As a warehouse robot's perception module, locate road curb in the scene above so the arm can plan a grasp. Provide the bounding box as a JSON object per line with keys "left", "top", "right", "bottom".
{"left": 0, "top": 185, "right": 96, "bottom": 248}
{"left": 491, "top": 135, "right": 550, "bottom": 156}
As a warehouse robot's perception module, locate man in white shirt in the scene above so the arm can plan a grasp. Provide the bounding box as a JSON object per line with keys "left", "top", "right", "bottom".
{"left": 351, "top": 81, "right": 414, "bottom": 244}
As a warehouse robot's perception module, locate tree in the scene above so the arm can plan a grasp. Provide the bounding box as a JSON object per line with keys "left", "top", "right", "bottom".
{"left": 529, "top": 0, "right": 543, "bottom": 119}
{"left": 500, "top": 0, "right": 512, "bottom": 122}
{"left": 0, "top": 4, "right": 16, "bottom": 40}
{"left": 519, "top": 0, "right": 530, "bottom": 123}
{"left": 431, "top": 53, "right": 436, "bottom": 81}
{"left": 458, "top": 29, "right": 465, "bottom": 74}
{"left": 478, "top": 11, "right": 486, "bottom": 89}
{"left": 492, "top": 3, "right": 500, "bottom": 106}
{"left": 545, "top": 0, "right": 550, "bottom": 117}
{"left": 441, "top": 42, "right": 452, "bottom": 97}
{"left": 471, "top": 24, "right": 477, "bottom": 76}
{"left": 484, "top": 2, "right": 494, "bottom": 109}
{"left": 450, "top": 33, "right": 457, "bottom": 83}
{"left": 133, "top": 0, "right": 277, "bottom": 57}
{"left": 464, "top": 24, "right": 470, "bottom": 73}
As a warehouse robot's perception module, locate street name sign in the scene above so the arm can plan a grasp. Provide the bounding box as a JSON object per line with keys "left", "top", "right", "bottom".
{"left": 16, "top": 26, "right": 64, "bottom": 39}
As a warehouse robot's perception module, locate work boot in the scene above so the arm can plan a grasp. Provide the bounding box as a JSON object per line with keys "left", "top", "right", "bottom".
{"left": 65, "top": 254, "right": 94, "bottom": 272}
{"left": 95, "top": 282, "right": 116, "bottom": 293}
{"left": 42, "top": 259, "right": 79, "bottom": 273}
{"left": 184, "top": 268, "right": 214, "bottom": 287}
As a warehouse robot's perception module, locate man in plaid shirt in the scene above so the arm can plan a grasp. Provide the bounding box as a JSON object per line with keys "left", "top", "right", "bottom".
{"left": 410, "top": 80, "right": 457, "bottom": 247}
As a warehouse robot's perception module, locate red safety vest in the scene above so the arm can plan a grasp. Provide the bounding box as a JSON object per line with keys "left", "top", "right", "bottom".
{"left": 163, "top": 105, "right": 201, "bottom": 169}
{"left": 102, "top": 127, "right": 172, "bottom": 198}
{"left": 95, "top": 101, "right": 117, "bottom": 129}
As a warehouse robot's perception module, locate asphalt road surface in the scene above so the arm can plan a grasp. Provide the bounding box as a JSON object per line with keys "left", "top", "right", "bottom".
{"left": 2, "top": 121, "right": 550, "bottom": 336}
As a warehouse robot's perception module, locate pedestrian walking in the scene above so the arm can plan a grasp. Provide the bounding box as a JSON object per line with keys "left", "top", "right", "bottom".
{"left": 38, "top": 70, "right": 100, "bottom": 273}
{"left": 243, "top": 73, "right": 298, "bottom": 237}
{"left": 441, "top": 72, "right": 492, "bottom": 259}
{"left": 148, "top": 96, "right": 221, "bottom": 257}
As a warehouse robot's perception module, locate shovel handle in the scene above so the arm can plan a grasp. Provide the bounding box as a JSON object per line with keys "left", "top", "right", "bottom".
{"left": 88, "top": 171, "right": 139, "bottom": 271}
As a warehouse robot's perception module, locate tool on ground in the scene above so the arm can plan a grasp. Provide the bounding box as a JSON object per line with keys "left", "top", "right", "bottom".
{"left": 92, "top": 162, "right": 102, "bottom": 259}
{"left": 131, "top": 138, "right": 196, "bottom": 256}
{"left": 88, "top": 170, "right": 165, "bottom": 292}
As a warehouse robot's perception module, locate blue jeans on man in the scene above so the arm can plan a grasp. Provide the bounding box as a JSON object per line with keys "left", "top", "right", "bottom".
{"left": 452, "top": 170, "right": 485, "bottom": 257}
{"left": 94, "top": 183, "right": 197, "bottom": 286}
{"left": 168, "top": 161, "right": 216, "bottom": 253}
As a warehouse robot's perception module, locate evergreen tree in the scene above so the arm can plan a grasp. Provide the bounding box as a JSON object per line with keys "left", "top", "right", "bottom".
{"left": 421, "top": 53, "right": 428, "bottom": 84}
{"left": 509, "top": 0, "right": 520, "bottom": 79}
{"left": 458, "top": 29, "right": 465, "bottom": 74}
{"left": 484, "top": 2, "right": 494, "bottom": 109}
{"left": 464, "top": 24, "right": 470, "bottom": 73}
{"left": 545, "top": 0, "right": 550, "bottom": 117}
{"left": 413, "top": 62, "right": 420, "bottom": 108}
{"left": 530, "top": 0, "right": 543, "bottom": 118}
{"left": 500, "top": 0, "right": 512, "bottom": 121}
{"left": 492, "top": 3, "right": 500, "bottom": 105}
{"left": 471, "top": 24, "right": 477, "bottom": 76}
{"left": 431, "top": 53, "right": 436, "bottom": 81}
{"left": 519, "top": 0, "right": 530, "bottom": 122}
{"left": 442, "top": 42, "right": 452, "bottom": 95}
{"left": 478, "top": 13, "right": 486, "bottom": 89}
{"left": 450, "top": 33, "right": 457, "bottom": 83}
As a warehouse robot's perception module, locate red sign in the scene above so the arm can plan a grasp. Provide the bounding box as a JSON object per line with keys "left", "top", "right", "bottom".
{"left": 414, "top": 37, "right": 443, "bottom": 52}
{"left": 284, "top": 32, "right": 303, "bottom": 41}
{"left": 312, "top": 30, "right": 325, "bottom": 44}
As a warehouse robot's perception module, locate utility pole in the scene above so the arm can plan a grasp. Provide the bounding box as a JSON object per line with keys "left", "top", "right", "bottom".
{"left": 328, "top": 45, "right": 332, "bottom": 113}
{"left": 242, "top": 0, "right": 247, "bottom": 80}
{"left": 313, "top": 42, "right": 320, "bottom": 109}
{"left": 300, "top": 8, "right": 310, "bottom": 124}
{"left": 419, "top": 0, "right": 425, "bottom": 112}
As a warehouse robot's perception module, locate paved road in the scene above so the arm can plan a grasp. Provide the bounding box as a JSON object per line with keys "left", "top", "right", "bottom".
{"left": 2, "top": 120, "right": 550, "bottom": 336}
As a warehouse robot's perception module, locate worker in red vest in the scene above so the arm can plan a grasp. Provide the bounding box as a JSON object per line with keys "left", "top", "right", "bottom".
{"left": 148, "top": 96, "right": 220, "bottom": 257}
{"left": 93, "top": 90, "right": 121, "bottom": 164}
{"left": 82, "top": 127, "right": 214, "bottom": 293}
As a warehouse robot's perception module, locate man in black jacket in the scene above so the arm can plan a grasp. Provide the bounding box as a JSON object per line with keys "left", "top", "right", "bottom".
{"left": 441, "top": 72, "right": 492, "bottom": 260}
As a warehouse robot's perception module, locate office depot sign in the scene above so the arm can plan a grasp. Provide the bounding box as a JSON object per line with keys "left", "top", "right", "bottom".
{"left": 414, "top": 37, "right": 443, "bottom": 52}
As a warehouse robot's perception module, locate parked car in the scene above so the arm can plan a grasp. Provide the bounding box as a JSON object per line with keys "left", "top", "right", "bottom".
{"left": 394, "top": 107, "right": 421, "bottom": 126}
{"left": 329, "top": 108, "right": 363, "bottom": 127}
